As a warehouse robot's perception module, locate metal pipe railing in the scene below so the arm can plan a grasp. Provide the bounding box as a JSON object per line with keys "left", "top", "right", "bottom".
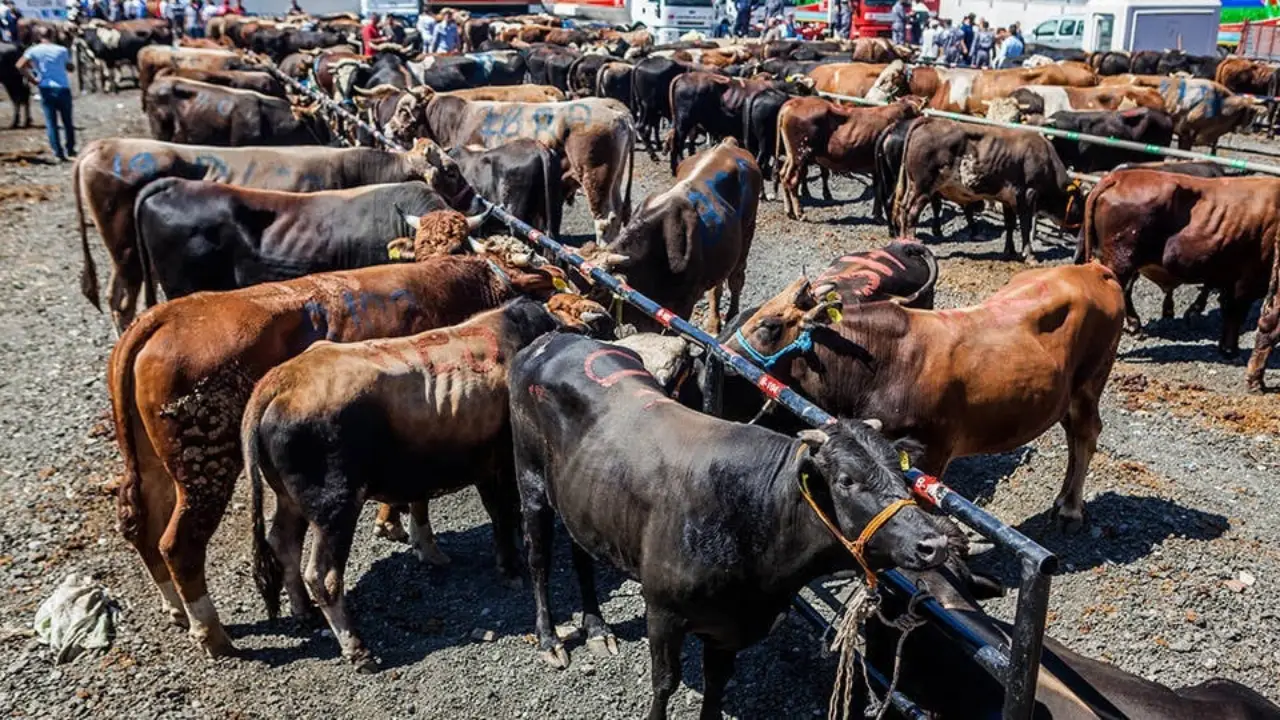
{"left": 817, "top": 89, "right": 1280, "bottom": 176}
{"left": 259, "top": 56, "right": 1057, "bottom": 720}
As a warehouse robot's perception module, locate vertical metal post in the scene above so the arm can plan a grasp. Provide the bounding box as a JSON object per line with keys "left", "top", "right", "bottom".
{"left": 1002, "top": 556, "right": 1054, "bottom": 719}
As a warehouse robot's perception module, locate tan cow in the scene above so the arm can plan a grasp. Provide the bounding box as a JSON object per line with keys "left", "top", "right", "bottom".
{"left": 136, "top": 45, "right": 243, "bottom": 110}
{"left": 927, "top": 65, "right": 1099, "bottom": 115}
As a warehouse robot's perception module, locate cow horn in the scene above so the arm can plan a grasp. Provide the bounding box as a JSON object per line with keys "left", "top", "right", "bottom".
{"left": 397, "top": 205, "right": 422, "bottom": 229}
{"left": 467, "top": 237, "right": 486, "bottom": 253}
{"left": 863, "top": 418, "right": 883, "bottom": 431}
{"left": 466, "top": 207, "right": 493, "bottom": 231}
{"left": 811, "top": 282, "right": 837, "bottom": 299}
{"left": 600, "top": 253, "right": 629, "bottom": 269}
{"left": 796, "top": 429, "right": 829, "bottom": 450}
{"left": 508, "top": 252, "right": 532, "bottom": 267}
{"left": 801, "top": 300, "right": 842, "bottom": 326}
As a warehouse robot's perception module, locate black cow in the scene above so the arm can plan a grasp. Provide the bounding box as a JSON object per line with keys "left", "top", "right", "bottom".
{"left": 133, "top": 178, "right": 486, "bottom": 299}
{"left": 631, "top": 56, "right": 689, "bottom": 160}
{"left": 873, "top": 115, "right": 920, "bottom": 236}
{"left": 669, "top": 72, "right": 809, "bottom": 175}
{"left": 742, "top": 86, "right": 791, "bottom": 186}
{"left": 867, "top": 546, "right": 1280, "bottom": 719}
{"left": 525, "top": 44, "right": 578, "bottom": 90}
{"left": 1157, "top": 49, "right": 1222, "bottom": 79}
{"left": 464, "top": 50, "right": 526, "bottom": 85}
{"left": 566, "top": 53, "right": 612, "bottom": 97}
{"left": 595, "top": 61, "right": 633, "bottom": 108}
{"left": 1044, "top": 107, "right": 1175, "bottom": 172}
{"left": 509, "top": 331, "right": 949, "bottom": 720}
{"left": 448, "top": 139, "right": 563, "bottom": 237}
{"left": 0, "top": 42, "right": 30, "bottom": 128}
{"left": 78, "top": 22, "right": 169, "bottom": 93}
{"left": 1130, "top": 50, "right": 1162, "bottom": 74}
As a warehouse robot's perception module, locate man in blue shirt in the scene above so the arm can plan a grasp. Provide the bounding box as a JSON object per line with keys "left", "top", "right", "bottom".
{"left": 429, "top": 8, "right": 460, "bottom": 53}
{"left": 18, "top": 27, "right": 75, "bottom": 161}
{"left": 890, "top": 0, "right": 909, "bottom": 45}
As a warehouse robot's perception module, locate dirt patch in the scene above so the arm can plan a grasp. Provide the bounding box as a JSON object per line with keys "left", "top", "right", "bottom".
{"left": 1111, "top": 371, "right": 1280, "bottom": 436}
{"left": 934, "top": 255, "right": 1021, "bottom": 302}
{"left": 0, "top": 150, "right": 51, "bottom": 165}
{"left": 0, "top": 184, "right": 56, "bottom": 207}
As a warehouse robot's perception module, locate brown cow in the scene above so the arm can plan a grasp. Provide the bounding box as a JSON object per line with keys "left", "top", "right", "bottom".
{"left": 74, "top": 138, "right": 473, "bottom": 330}
{"left": 244, "top": 295, "right": 612, "bottom": 670}
{"left": 1215, "top": 56, "right": 1277, "bottom": 96}
{"left": 153, "top": 67, "right": 286, "bottom": 97}
{"left": 108, "top": 254, "right": 565, "bottom": 659}
{"left": 895, "top": 117, "right": 1086, "bottom": 260}
{"left": 725, "top": 263, "right": 1125, "bottom": 529}
{"left": 384, "top": 92, "right": 635, "bottom": 243}
{"left": 927, "top": 65, "right": 1099, "bottom": 115}
{"left": 808, "top": 61, "right": 939, "bottom": 100}
{"left": 775, "top": 96, "right": 922, "bottom": 220}
{"left": 443, "top": 84, "right": 565, "bottom": 102}
{"left": 135, "top": 45, "right": 244, "bottom": 110}
{"left": 1078, "top": 169, "right": 1280, "bottom": 356}
{"left": 1246, "top": 255, "right": 1280, "bottom": 392}
{"left": 579, "top": 139, "right": 760, "bottom": 334}
{"left": 1002, "top": 84, "right": 1164, "bottom": 120}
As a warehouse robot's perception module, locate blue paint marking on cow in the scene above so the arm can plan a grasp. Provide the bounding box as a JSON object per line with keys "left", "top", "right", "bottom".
{"left": 298, "top": 172, "right": 325, "bottom": 190}
{"left": 498, "top": 106, "right": 524, "bottom": 139}
{"left": 111, "top": 152, "right": 124, "bottom": 179}
{"left": 688, "top": 188, "right": 722, "bottom": 245}
{"left": 479, "top": 107, "right": 504, "bottom": 139}
{"left": 241, "top": 159, "right": 257, "bottom": 184}
{"left": 193, "top": 153, "right": 230, "bottom": 181}
{"left": 342, "top": 290, "right": 361, "bottom": 330}
{"left": 128, "top": 152, "right": 158, "bottom": 180}
{"left": 532, "top": 107, "right": 554, "bottom": 137}
{"left": 566, "top": 102, "right": 591, "bottom": 129}
{"left": 216, "top": 98, "right": 235, "bottom": 117}
{"left": 303, "top": 299, "right": 331, "bottom": 340}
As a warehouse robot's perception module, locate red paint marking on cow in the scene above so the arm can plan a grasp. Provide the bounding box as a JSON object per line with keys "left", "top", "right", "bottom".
{"left": 910, "top": 472, "right": 946, "bottom": 508}
{"left": 583, "top": 349, "right": 652, "bottom": 387}
{"left": 528, "top": 383, "right": 548, "bottom": 402}
{"left": 409, "top": 330, "right": 458, "bottom": 375}
{"left": 456, "top": 326, "right": 501, "bottom": 374}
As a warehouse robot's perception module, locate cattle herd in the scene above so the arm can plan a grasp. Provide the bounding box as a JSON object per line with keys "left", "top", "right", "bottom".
{"left": 1, "top": 6, "right": 1276, "bottom": 718}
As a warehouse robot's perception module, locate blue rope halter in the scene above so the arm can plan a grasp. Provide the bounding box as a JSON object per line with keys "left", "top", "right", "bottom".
{"left": 732, "top": 326, "right": 814, "bottom": 368}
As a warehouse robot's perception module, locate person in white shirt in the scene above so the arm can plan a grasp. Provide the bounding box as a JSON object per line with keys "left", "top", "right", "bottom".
{"left": 416, "top": 10, "right": 436, "bottom": 52}
{"left": 920, "top": 17, "right": 941, "bottom": 61}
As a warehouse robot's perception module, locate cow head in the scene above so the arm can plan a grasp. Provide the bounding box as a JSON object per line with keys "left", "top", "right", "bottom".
{"left": 794, "top": 421, "right": 948, "bottom": 573}
{"left": 1054, "top": 177, "right": 1087, "bottom": 230}
{"left": 983, "top": 97, "right": 1024, "bottom": 124}
{"left": 390, "top": 208, "right": 481, "bottom": 259}
{"left": 726, "top": 276, "right": 843, "bottom": 369}
{"left": 404, "top": 138, "right": 483, "bottom": 214}
{"left": 385, "top": 86, "right": 435, "bottom": 147}
{"left": 866, "top": 60, "right": 908, "bottom": 104}
{"left": 545, "top": 293, "right": 615, "bottom": 338}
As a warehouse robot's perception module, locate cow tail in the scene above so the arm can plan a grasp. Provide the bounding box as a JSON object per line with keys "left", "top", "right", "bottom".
{"left": 539, "top": 143, "right": 557, "bottom": 236}
{"left": 892, "top": 119, "right": 920, "bottom": 235}
{"left": 1075, "top": 174, "right": 1112, "bottom": 264}
{"left": 110, "top": 312, "right": 163, "bottom": 554}
{"left": 743, "top": 92, "right": 756, "bottom": 156}
{"left": 74, "top": 156, "right": 101, "bottom": 311}
{"left": 244, "top": 391, "right": 283, "bottom": 620}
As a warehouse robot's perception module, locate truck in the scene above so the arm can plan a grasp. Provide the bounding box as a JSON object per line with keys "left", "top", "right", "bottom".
{"left": 936, "top": 0, "right": 1221, "bottom": 55}
{"left": 791, "top": 0, "right": 940, "bottom": 38}
{"left": 546, "top": 0, "right": 717, "bottom": 43}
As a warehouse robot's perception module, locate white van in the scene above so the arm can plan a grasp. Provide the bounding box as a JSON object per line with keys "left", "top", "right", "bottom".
{"left": 1028, "top": 14, "right": 1086, "bottom": 49}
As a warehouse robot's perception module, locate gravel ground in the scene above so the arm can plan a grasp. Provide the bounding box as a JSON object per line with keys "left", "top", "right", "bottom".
{"left": 0, "top": 90, "right": 1277, "bottom": 719}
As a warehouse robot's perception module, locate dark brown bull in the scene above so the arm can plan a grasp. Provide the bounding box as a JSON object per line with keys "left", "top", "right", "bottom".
{"left": 725, "top": 263, "right": 1125, "bottom": 529}
{"left": 1078, "top": 169, "right": 1280, "bottom": 357}
{"left": 144, "top": 77, "right": 329, "bottom": 146}
{"left": 894, "top": 117, "right": 1085, "bottom": 260}
{"left": 245, "top": 295, "right": 611, "bottom": 670}
{"left": 775, "top": 95, "right": 921, "bottom": 220}
{"left": 108, "top": 255, "right": 565, "bottom": 659}
{"left": 153, "top": 67, "right": 286, "bottom": 97}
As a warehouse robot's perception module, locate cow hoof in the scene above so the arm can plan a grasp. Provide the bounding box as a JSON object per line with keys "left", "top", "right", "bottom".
{"left": 1123, "top": 318, "right": 1142, "bottom": 335}
{"left": 415, "top": 543, "right": 452, "bottom": 566}
{"left": 351, "top": 654, "right": 380, "bottom": 674}
{"left": 585, "top": 634, "right": 619, "bottom": 658}
{"left": 167, "top": 608, "right": 190, "bottom": 630}
{"left": 538, "top": 644, "right": 571, "bottom": 669}
{"left": 373, "top": 519, "right": 409, "bottom": 544}
{"left": 1246, "top": 378, "right": 1266, "bottom": 395}
{"left": 1051, "top": 505, "right": 1085, "bottom": 535}
{"left": 199, "top": 629, "right": 237, "bottom": 659}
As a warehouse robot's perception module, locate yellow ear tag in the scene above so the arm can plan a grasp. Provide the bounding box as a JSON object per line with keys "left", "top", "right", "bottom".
{"left": 824, "top": 291, "right": 840, "bottom": 303}
{"left": 898, "top": 450, "right": 911, "bottom": 472}
{"left": 552, "top": 277, "right": 569, "bottom": 292}
{"left": 827, "top": 306, "right": 843, "bottom": 323}
{"left": 388, "top": 247, "right": 401, "bottom": 261}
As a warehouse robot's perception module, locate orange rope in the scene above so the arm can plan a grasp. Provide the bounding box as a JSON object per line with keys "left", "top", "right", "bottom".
{"left": 798, "top": 469, "right": 917, "bottom": 589}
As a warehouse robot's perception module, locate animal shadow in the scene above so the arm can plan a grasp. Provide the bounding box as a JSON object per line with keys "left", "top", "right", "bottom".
{"left": 941, "top": 447, "right": 1035, "bottom": 507}
{"left": 973, "top": 492, "right": 1229, "bottom": 585}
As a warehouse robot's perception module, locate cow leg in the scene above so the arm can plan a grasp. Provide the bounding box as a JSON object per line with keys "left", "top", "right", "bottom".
{"left": 1055, "top": 390, "right": 1103, "bottom": 533}
{"left": 705, "top": 284, "right": 723, "bottom": 334}
{"left": 1121, "top": 275, "right": 1143, "bottom": 334}
{"left": 1246, "top": 292, "right": 1280, "bottom": 393}
{"left": 407, "top": 501, "right": 451, "bottom": 566}
{"left": 108, "top": 263, "right": 144, "bottom": 333}
{"left": 162, "top": 485, "right": 236, "bottom": 658}
{"left": 820, "top": 166, "right": 833, "bottom": 202}
{"left": 645, "top": 606, "right": 688, "bottom": 720}
{"left": 1016, "top": 193, "right": 1037, "bottom": 262}
{"left": 1002, "top": 204, "right": 1016, "bottom": 254}
{"left": 726, "top": 259, "right": 747, "bottom": 325}
{"left": 1218, "top": 291, "right": 1249, "bottom": 358}
{"left": 783, "top": 156, "right": 805, "bottom": 221}
{"left": 372, "top": 503, "right": 409, "bottom": 542}
{"left": 522, "top": 469, "right": 568, "bottom": 668}
{"left": 963, "top": 202, "right": 980, "bottom": 241}
{"left": 577, "top": 161, "right": 620, "bottom": 244}
{"left": 1161, "top": 289, "right": 1176, "bottom": 319}
{"left": 266, "top": 495, "right": 317, "bottom": 624}
{"left": 699, "top": 644, "right": 736, "bottom": 720}
{"left": 304, "top": 505, "right": 374, "bottom": 671}
{"left": 125, "top": 422, "right": 187, "bottom": 629}
{"left": 571, "top": 542, "right": 618, "bottom": 657}
{"left": 1185, "top": 286, "right": 1212, "bottom": 318}
{"left": 474, "top": 471, "right": 522, "bottom": 585}
{"left": 929, "top": 196, "right": 942, "bottom": 239}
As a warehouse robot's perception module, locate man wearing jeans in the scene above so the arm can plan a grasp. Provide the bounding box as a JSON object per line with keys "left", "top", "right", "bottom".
{"left": 18, "top": 27, "right": 75, "bottom": 161}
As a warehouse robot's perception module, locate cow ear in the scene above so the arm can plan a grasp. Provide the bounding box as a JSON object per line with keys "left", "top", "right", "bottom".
{"left": 796, "top": 428, "right": 829, "bottom": 451}
{"left": 892, "top": 436, "right": 926, "bottom": 469}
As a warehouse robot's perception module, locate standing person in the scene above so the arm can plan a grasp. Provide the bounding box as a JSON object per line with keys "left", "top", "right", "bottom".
{"left": 0, "top": 0, "right": 20, "bottom": 44}
{"left": 287, "top": 0, "right": 304, "bottom": 15}
{"left": 890, "top": 0, "right": 909, "bottom": 45}
{"left": 959, "top": 13, "right": 975, "bottom": 65}
{"left": 107, "top": 0, "right": 122, "bottom": 21}
{"left": 429, "top": 8, "right": 458, "bottom": 53}
{"left": 185, "top": 0, "right": 202, "bottom": 37}
{"left": 361, "top": 12, "right": 384, "bottom": 56}
{"left": 920, "top": 16, "right": 941, "bottom": 61}
{"left": 764, "top": 0, "right": 784, "bottom": 23}
{"left": 17, "top": 27, "right": 75, "bottom": 162}
{"left": 832, "top": 0, "right": 849, "bottom": 39}
{"left": 996, "top": 22, "right": 1023, "bottom": 67}
{"left": 941, "top": 18, "right": 966, "bottom": 66}
{"left": 415, "top": 9, "right": 436, "bottom": 51}
{"left": 972, "top": 18, "right": 995, "bottom": 67}
{"left": 734, "top": 0, "right": 753, "bottom": 37}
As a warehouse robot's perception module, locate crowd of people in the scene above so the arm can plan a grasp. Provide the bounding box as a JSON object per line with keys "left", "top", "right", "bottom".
{"left": 917, "top": 11, "right": 1025, "bottom": 67}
